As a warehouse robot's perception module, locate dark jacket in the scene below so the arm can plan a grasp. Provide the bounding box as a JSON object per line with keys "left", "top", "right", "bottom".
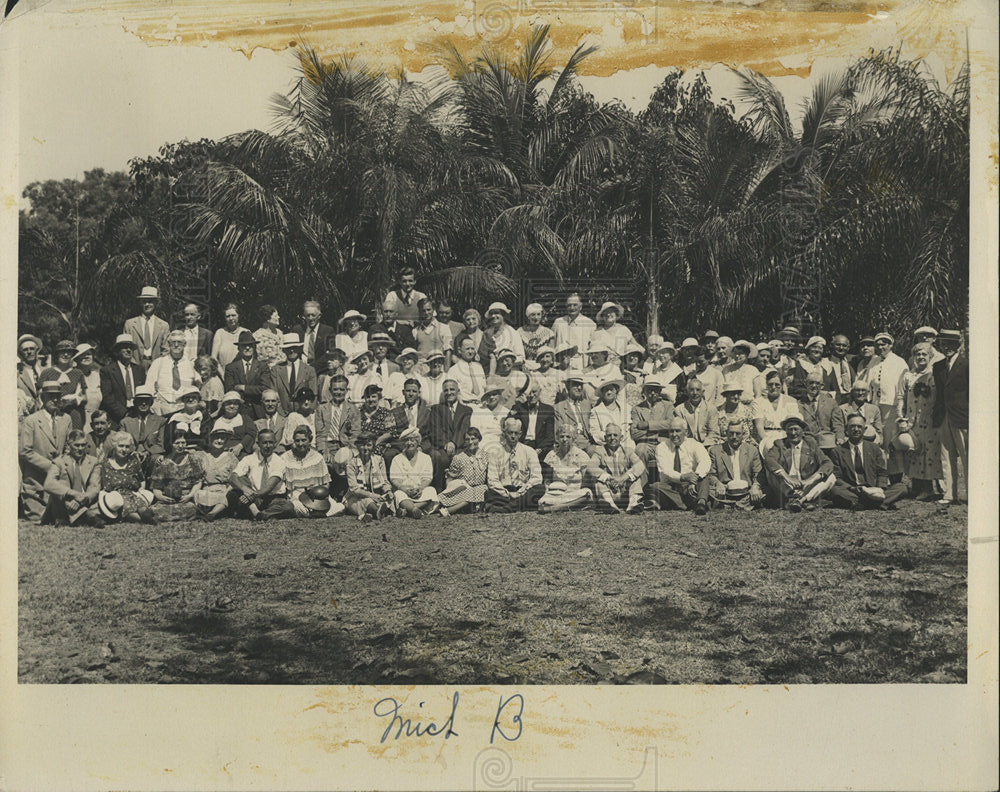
{"left": 508, "top": 402, "right": 556, "bottom": 458}
{"left": 223, "top": 356, "right": 274, "bottom": 420}
{"left": 424, "top": 402, "right": 473, "bottom": 451}
{"left": 99, "top": 360, "right": 147, "bottom": 426}
{"left": 932, "top": 351, "right": 968, "bottom": 430}
{"left": 291, "top": 322, "right": 337, "bottom": 366}
{"left": 829, "top": 439, "right": 889, "bottom": 488}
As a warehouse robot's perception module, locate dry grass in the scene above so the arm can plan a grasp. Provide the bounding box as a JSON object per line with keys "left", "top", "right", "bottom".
{"left": 18, "top": 500, "right": 967, "bottom": 684}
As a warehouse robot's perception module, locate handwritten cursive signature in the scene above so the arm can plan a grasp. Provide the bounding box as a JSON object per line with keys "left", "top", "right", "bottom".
{"left": 373, "top": 692, "right": 524, "bottom": 744}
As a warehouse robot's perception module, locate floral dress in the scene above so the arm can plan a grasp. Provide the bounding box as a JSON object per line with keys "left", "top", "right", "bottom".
{"left": 100, "top": 456, "right": 150, "bottom": 515}
{"left": 359, "top": 406, "right": 399, "bottom": 455}
{"left": 254, "top": 327, "right": 284, "bottom": 368}
{"left": 150, "top": 452, "right": 204, "bottom": 502}
{"left": 895, "top": 367, "right": 942, "bottom": 480}
{"left": 439, "top": 449, "right": 489, "bottom": 509}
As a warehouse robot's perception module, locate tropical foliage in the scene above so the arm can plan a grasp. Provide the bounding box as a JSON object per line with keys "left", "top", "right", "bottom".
{"left": 18, "top": 30, "right": 968, "bottom": 354}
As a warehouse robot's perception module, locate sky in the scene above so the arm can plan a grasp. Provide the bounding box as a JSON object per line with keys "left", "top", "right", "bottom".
{"left": 4, "top": 0, "right": 966, "bottom": 190}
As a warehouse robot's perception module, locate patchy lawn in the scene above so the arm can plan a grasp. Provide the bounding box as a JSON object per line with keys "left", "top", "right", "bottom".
{"left": 18, "top": 500, "right": 967, "bottom": 684}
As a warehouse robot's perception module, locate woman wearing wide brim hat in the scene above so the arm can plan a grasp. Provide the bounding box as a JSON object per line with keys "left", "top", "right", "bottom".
{"left": 591, "top": 301, "right": 636, "bottom": 359}
{"left": 335, "top": 310, "right": 369, "bottom": 366}
{"left": 893, "top": 342, "right": 941, "bottom": 499}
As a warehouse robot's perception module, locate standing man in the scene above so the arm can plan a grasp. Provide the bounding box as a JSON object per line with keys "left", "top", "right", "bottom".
{"left": 124, "top": 285, "right": 170, "bottom": 369}
{"left": 272, "top": 333, "right": 317, "bottom": 416}
{"left": 932, "top": 329, "right": 969, "bottom": 506}
{"left": 292, "top": 300, "right": 337, "bottom": 367}
{"left": 643, "top": 417, "right": 711, "bottom": 515}
{"left": 165, "top": 303, "right": 213, "bottom": 361}
{"left": 369, "top": 303, "right": 416, "bottom": 356}
{"left": 587, "top": 423, "right": 646, "bottom": 514}
{"left": 763, "top": 415, "right": 834, "bottom": 512}
{"left": 827, "top": 334, "right": 855, "bottom": 403}
{"left": 552, "top": 293, "right": 595, "bottom": 372}
{"left": 17, "top": 333, "right": 45, "bottom": 409}
{"left": 146, "top": 331, "right": 201, "bottom": 416}
{"left": 19, "top": 382, "right": 74, "bottom": 521}
{"left": 382, "top": 267, "right": 427, "bottom": 326}
{"left": 828, "top": 415, "right": 907, "bottom": 510}
{"left": 436, "top": 300, "right": 466, "bottom": 346}
{"left": 223, "top": 331, "right": 273, "bottom": 421}
{"left": 870, "top": 331, "right": 909, "bottom": 481}
{"left": 99, "top": 334, "right": 146, "bottom": 428}
{"left": 423, "top": 379, "right": 472, "bottom": 490}
{"left": 413, "top": 298, "right": 454, "bottom": 370}
{"left": 368, "top": 332, "right": 399, "bottom": 380}
{"left": 316, "top": 375, "right": 362, "bottom": 462}
{"left": 484, "top": 417, "right": 545, "bottom": 513}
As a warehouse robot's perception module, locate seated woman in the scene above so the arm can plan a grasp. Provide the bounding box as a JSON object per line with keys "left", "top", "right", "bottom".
{"left": 196, "top": 355, "right": 225, "bottom": 417}
{"left": 206, "top": 391, "right": 258, "bottom": 457}
{"left": 382, "top": 347, "right": 421, "bottom": 407}
{"left": 164, "top": 386, "right": 207, "bottom": 451}
{"left": 538, "top": 426, "right": 594, "bottom": 513}
{"left": 389, "top": 427, "right": 440, "bottom": 518}
{"left": 357, "top": 383, "right": 399, "bottom": 457}
{"left": 194, "top": 428, "right": 240, "bottom": 520}
{"left": 344, "top": 433, "right": 394, "bottom": 522}
{"left": 86, "top": 410, "right": 116, "bottom": 463}
{"left": 280, "top": 387, "right": 318, "bottom": 450}
{"left": 150, "top": 428, "right": 204, "bottom": 521}
{"left": 438, "top": 426, "right": 489, "bottom": 515}
{"left": 278, "top": 424, "right": 345, "bottom": 518}
{"left": 98, "top": 431, "right": 156, "bottom": 523}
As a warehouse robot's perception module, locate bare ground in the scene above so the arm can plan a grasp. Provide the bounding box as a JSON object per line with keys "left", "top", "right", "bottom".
{"left": 18, "top": 500, "right": 967, "bottom": 684}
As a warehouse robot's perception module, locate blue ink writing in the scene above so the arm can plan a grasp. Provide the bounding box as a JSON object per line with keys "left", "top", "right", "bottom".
{"left": 374, "top": 692, "right": 460, "bottom": 743}
{"left": 490, "top": 693, "right": 524, "bottom": 743}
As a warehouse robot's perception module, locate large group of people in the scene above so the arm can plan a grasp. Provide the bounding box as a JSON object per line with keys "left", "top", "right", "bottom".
{"left": 17, "top": 269, "right": 970, "bottom": 526}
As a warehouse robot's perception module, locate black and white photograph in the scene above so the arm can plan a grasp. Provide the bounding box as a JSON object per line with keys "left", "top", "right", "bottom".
{"left": 1, "top": 0, "right": 996, "bottom": 787}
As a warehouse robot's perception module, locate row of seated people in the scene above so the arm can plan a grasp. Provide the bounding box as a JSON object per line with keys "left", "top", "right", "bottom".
{"left": 28, "top": 373, "right": 903, "bottom": 525}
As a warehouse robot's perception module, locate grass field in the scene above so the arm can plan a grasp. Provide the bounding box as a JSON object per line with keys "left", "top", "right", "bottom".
{"left": 18, "top": 500, "right": 967, "bottom": 684}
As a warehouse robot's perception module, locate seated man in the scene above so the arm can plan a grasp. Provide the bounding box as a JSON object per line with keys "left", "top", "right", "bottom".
{"left": 508, "top": 381, "right": 556, "bottom": 461}
{"left": 643, "top": 417, "right": 711, "bottom": 515}
{"left": 630, "top": 374, "right": 675, "bottom": 479}
{"left": 19, "top": 382, "right": 74, "bottom": 521}
{"left": 316, "top": 374, "right": 362, "bottom": 463}
{"left": 254, "top": 389, "right": 288, "bottom": 451}
{"left": 42, "top": 428, "right": 102, "bottom": 526}
{"left": 828, "top": 415, "right": 907, "bottom": 510}
{"left": 389, "top": 427, "right": 440, "bottom": 518}
{"left": 119, "top": 384, "right": 166, "bottom": 476}
{"left": 797, "top": 370, "right": 837, "bottom": 445}
{"left": 484, "top": 417, "right": 545, "bottom": 513}
{"left": 553, "top": 375, "right": 597, "bottom": 454}
{"left": 587, "top": 423, "right": 646, "bottom": 514}
{"left": 589, "top": 378, "right": 633, "bottom": 454}
{"left": 832, "top": 379, "right": 883, "bottom": 446}
{"left": 763, "top": 415, "right": 835, "bottom": 512}
{"left": 226, "top": 429, "right": 288, "bottom": 519}
{"left": 423, "top": 379, "right": 472, "bottom": 490}
{"left": 470, "top": 383, "right": 508, "bottom": 455}
{"left": 707, "top": 420, "right": 765, "bottom": 511}
{"left": 677, "top": 378, "right": 720, "bottom": 446}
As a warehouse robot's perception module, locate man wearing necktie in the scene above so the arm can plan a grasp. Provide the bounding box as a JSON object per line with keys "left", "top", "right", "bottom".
{"left": 829, "top": 415, "right": 906, "bottom": 509}
{"left": 146, "top": 331, "right": 200, "bottom": 416}
{"left": 19, "top": 382, "right": 74, "bottom": 521}
{"left": 763, "top": 415, "right": 835, "bottom": 512}
{"left": 829, "top": 335, "right": 855, "bottom": 404}
{"left": 424, "top": 379, "right": 473, "bottom": 490}
{"left": 448, "top": 337, "right": 487, "bottom": 405}
{"left": 227, "top": 429, "right": 288, "bottom": 519}
{"left": 99, "top": 334, "right": 146, "bottom": 428}
{"left": 42, "top": 429, "right": 102, "bottom": 525}
{"left": 644, "top": 417, "right": 711, "bottom": 514}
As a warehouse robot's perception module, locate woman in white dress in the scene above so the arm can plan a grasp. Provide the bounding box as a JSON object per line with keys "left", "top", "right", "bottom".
{"left": 590, "top": 301, "right": 636, "bottom": 359}
{"left": 895, "top": 342, "right": 943, "bottom": 499}
{"left": 538, "top": 426, "right": 594, "bottom": 513}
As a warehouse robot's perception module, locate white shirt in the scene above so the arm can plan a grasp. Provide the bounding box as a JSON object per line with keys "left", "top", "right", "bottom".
{"left": 233, "top": 451, "right": 287, "bottom": 493}
{"left": 872, "top": 352, "right": 909, "bottom": 406}
{"left": 389, "top": 450, "right": 434, "bottom": 491}
{"left": 182, "top": 326, "right": 200, "bottom": 361}
{"left": 552, "top": 314, "right": 596, "bottom": 370}
{"left": 146, "top": 355, "right": 199, "bottom": 413}
{"left": 448, "top": 359, "right": 487, "bottom": 404}
{"left": 655, "top": 438, "right": 711, "bottom": 482}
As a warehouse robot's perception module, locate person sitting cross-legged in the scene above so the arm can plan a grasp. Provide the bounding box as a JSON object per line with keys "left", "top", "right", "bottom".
{"left": 343, "top": 433, "right": 394, "bottom": 522}
{"left": 41, "top": 429, "right": 102, "bottom": 526}
{"left": 828, "top": 415, "right": 907, "bottom": 511}
{"left": 537, "top": 425, "right": 594, "bottom": 514}
{"left": 389, "top": 427, "right": 440, "bottom": 518}
{"left": 643, "top": 417, "right": 711, "bottom": 515}
{"left": 270, "top": 424, "right": 345, "bottom": 518}
{"left": 226, "top": 429, "right": 288, "bottom": 520}
{"left": 763, "top": 415, "right": 835, "bottom": 512}
{"left": 707, "top": 420, "right": 766, "bottom": 511}
{"left": 587, "top": 423, "right": 646, "bottom": 514}
{"left": 150, "top": 428, "right": 204, "bottom": 521}
{"left": 438, "top": 427, "right": 490, "bottom": 515}
{"left": 194, "top": 428, "right": 240, "bottom": 520}
{"left": 484, "top": 417, "right": 545, "bottom": 513}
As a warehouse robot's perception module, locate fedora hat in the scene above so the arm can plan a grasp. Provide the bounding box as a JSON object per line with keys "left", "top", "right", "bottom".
{"left": 112, "top": 333, "right": 137, "bottom": 351}
{"left": 424, "top": 350, "right": 446, "bottom": 363}
{"left": 780, "top": 415, "right": 808, "bottom": 430}
{"left": 98, "top": 490, "right": 125, "bottom": 520}
{"left": 235, "top": 330, "right": 258, "bottom": 346}
{"left": 725, "top": 479, "right": 749, "bottom": 498}
{"left": 280, "top": 332, "right": 304, "bottom": 349}
{"left": 700, "top": 330, "right": 720, "bottom": 341}
{"left": 137, "top": 286, "right": 160, "bottom": 301}
{"left": 133, "top": 384, "right": 155, "bottom": 399}
{"left": 40, "top": 381, "right": 63, "bottom": 396}
{"left": 368, "top": 332, "right": 395, "bottom": 349}
{"left": 299, "top": 485, "right": 332, "bottom": 515}
{"left": 642, "top": 374, "right": 666, "bottom": 391}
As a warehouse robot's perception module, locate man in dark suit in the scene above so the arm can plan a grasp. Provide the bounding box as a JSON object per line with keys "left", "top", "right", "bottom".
{"left": 120, "top": 384, "right": 167, "bottom": 476}
{"left": 99, "top": 334, "right": 147, "bottom": 428}
{"left": 163, "top": 303, "right": 213, "bottom": 360}
{"left": 271, "top": 334, "right": 317, "bottom": 416}
{"left": 553, "top": 375, "right": 596, "bottom": 454}
{"left": 932, "top": 329, "right": 969, "bottom": 505}
{"left": 223, "top": 331, "right": 274, "bottom": 420}
{"left": 19, "top": 382, "right": 74, "bottom": 521}
{"left": 508, "top": 381, "right": 555, "bottom": 460}
{"left": 291, "top": 300, "right": 337, "bottom": 367}
{"left": 369, "top": 304, "right": 416, "bottom": 360}
{"left": 423, "top": 379, "right": 472, "bottom": 489}
{"left": 316, "top": 375, "right": 364, "bottom": 462}
{"left": 763, "top": 415, "right": 835, "bottom": 512}
{"left": 384, "top": 377, "right": 431, "bottom": 469}
{"left": 707, "top": 419, "right": 765, "bottom": 510}
{"left": 829, "top": 415, "right": 907, "bottom": 509}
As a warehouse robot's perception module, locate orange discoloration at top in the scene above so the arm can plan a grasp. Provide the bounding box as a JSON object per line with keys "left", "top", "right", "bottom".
{"left": 87, "top": 0, "right": 953, "bottom": 78}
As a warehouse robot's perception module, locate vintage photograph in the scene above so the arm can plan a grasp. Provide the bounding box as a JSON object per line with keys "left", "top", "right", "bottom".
{"left": 11, "top": 0, "right": 972, "bottom": 692}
